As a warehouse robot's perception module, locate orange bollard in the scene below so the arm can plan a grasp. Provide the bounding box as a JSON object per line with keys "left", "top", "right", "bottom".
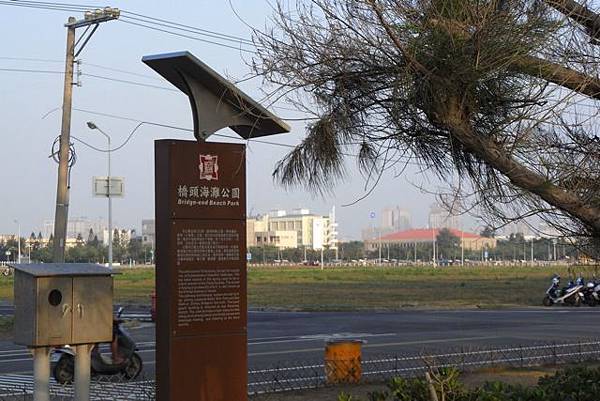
{"left": 324, "top": 340, "right": 362, "bottom": 384}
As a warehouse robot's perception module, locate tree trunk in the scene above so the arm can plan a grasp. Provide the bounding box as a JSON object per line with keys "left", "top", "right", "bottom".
{"left": 543, "top": 0, "right": 600, "bottom": 40}
{"left": 442, "top": 97, "right": 600, "bottom": 234}
{"left": 512, "top": 55, "right": 600, "bottom": 100}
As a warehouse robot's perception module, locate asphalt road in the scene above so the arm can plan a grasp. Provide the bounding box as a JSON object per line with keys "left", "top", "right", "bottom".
{"left": 0, "top": 307, "right": 598, "bottom": 380}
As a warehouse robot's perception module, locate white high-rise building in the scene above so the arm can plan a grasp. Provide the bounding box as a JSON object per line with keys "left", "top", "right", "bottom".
{"left": 43, "top": 217, "right": 107, "bottom": 241}
{"left": 247, "top": 207, "right": 339, "bottom": 250}
{"left": 382, "top": 206, "right": 412, "bottom": 231}
{"left": 428, "top": 203, "right": 460, "bottom": 230}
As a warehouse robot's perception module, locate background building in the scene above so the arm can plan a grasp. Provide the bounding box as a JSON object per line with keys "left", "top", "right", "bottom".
{"left": 365, "top": 228, "right": 496, "bottom": 253}
{"left": 428, "top": 203, "right": 460, "bottom": 230}
{"left": 43, "top": 217, "right": 107, "bottom": 242}
{"left": 141, "top": 219, "right": 155, "bottom": 245}
{"left": 247, "top": 207, "right": 338, "bottom": 251}
{"left": 381, "top": 206, "right": 412, "bottom": 231}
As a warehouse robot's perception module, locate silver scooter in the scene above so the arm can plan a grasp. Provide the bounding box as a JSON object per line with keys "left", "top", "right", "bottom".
{"left": 51, "top": 307, "right": 143, "bottom": 383}
{"left": 543, "top": 275, "right": 584, "bottom": 307}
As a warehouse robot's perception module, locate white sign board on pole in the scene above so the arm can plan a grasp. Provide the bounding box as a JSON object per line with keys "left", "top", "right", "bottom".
{"left": 93, "top": 177, "right": 125, "bottom": 197}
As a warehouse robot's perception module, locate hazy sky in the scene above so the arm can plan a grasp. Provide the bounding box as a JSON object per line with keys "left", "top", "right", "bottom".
{"left": 0, "top": 0, "right": 452, "bottom": 240}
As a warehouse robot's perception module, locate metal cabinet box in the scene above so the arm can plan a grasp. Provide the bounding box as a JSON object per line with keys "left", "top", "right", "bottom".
{"left": 11, "top": 264, "right": 114, "bottom": 347}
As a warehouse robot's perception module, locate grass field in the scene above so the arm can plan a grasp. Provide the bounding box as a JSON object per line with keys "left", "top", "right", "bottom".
{"left": 0, "top": 265, "right": 594, "bottom": 309}
{"left": 247, "top": 265, "right": 588, "bottom": 310}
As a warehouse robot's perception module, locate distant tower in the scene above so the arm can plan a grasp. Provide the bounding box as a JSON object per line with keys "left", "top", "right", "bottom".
{"left": 394, "top": 208, "right": 412, "bottom": 231}
{"left": 428, "top": 202, "right": 460, "bottom": 230}
{"left": 381, "top": 207, "right": 395, "bottom": 229}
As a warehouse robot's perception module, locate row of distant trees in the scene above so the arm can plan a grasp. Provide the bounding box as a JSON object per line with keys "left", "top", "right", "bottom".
{"left": 0, "top": 229, "right": 154, "bottom": 265}
{"left": 249, "top": 228, "right": 579, "bottom": 264}
{"left": 0, "top": 228, "right": 579, "bottom": 265}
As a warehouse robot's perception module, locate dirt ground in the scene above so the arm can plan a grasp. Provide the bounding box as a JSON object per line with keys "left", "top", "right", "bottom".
{"left": 250, "top": 383, "right": 384, "bottom": 401}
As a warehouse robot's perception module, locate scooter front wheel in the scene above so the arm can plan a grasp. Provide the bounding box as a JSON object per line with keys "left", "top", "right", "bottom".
{"left": 121, "top": 352, "right": 143, "bottom": 380}
{"left": 53, "top": 354, "right": 74, "bottom": 384}
{"left": 543, "top": 296, "right": 553, "bottom": 307}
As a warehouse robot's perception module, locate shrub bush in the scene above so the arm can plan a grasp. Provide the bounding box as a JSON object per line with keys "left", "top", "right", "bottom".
{"left": 339, "top": 366, "right": 600, "bottom": 401}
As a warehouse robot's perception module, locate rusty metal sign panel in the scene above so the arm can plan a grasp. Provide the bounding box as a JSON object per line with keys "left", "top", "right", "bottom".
{"left": 155, "top": 140, "right": 247, "bottom": 401}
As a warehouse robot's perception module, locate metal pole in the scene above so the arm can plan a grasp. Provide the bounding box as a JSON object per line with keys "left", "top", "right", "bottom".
{"left": 52, "top": 18, "right": 76, "bottom": 263}
{"left": 320, "top": 247, "right": 324, "bottom": 270}
{"left": 88, "top": 123, "right": 113, "bottom": 268}
{"left": 461, "top": 229, "right": 464, "bottom": 266}
{"left": 107, "top": 136, "right": 112, "bottom": 269}
{"left": 32, "top": 347, "right": 50, "bottom": 401}
{"left": 531, "top": 239, "right": 534, "bottom": 265}
{"left": 414, "top": 241, "right": 417, "bottom": 264}
{"left": 432, "top": 229, "right": 437, "bottom": 267}
{"left": 15, "top": 220, "right": 21, "bottom": 264}
{"left": 74, "top": 344, "right": 93, "bottom": 401}
{"left": 378, "top": 229, "right": 382, "bottom": 264}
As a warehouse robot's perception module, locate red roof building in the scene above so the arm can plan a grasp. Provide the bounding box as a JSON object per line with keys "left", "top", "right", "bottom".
{"left": 365, "top": 228, "right": 496, "bottom": 252}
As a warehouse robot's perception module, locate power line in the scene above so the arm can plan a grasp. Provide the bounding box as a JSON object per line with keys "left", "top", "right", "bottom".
{"left": 6, "top": 1, "right": 93, "bottom": 9}
{"left": 68, "top": 108, "right": 423, "bottom": 171}
{"left": 0, "top": 56, "right": 62, "bottom": 63}
{"left": 69, "top": 107, "right": 300, "bottom": 150}
{"left": 119, "top": 20, "right": 256, "bottom": 54}
{"left": 82, "top": 62, "right": 164, "bottom": 81}
{"left": 1, "top": 1, "right": 258, "bottom": 54}
{"left": 0, "top": 56, "right": 164, "bottom": 82}
{"left": 123, "top": 10, "right": 255, "bottom": 45}
{"left": 120, "top": 13, "right": 256, "bottom": 47}
{"left": 0, "top": 1, "right": 90, "bottom": 12}
{"left": 0, "top": 67, "right": 63, "bottom": 74}
{"left": 81, "top": 73, "right": 179, "bottom": 92}
{"left": 0, "top": 66, "right": 177, "bottom": 92}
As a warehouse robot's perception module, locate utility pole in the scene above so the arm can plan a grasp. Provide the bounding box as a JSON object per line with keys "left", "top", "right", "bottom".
{"left": 52, "top": 17, "right": 76, "bottom": 263}
{"left": 52, "top": 8, "right": 120, "bottom": 263}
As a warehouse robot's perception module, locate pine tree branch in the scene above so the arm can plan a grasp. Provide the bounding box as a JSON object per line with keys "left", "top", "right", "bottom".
{"left": 544, "top": 0, "right": 600, "bottom": 41}
{"left": 511, "top": 55, "right": 600, "bottom": 100}
{"left": 443, "top": 99, "right": 600, "bottom": 234}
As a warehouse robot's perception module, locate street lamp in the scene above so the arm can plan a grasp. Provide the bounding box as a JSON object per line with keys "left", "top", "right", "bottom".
{"left": 86, "top": 121, "right": 113, "bottom": 269}
{"left": 14, "top": 219, "right": 20, "bottom": 264}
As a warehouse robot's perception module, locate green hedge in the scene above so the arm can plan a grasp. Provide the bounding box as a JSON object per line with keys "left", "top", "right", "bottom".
{"left": 339, "top": 366, "right": 600, "bottom": 401}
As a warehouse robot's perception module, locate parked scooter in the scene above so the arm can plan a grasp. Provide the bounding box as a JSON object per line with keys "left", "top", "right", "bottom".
{"left": 543, "top": 274, "right": 584, "bottom": 307}
{"left": 581, "top": 275, "right": 600, "bottom": 307}
{"left": 52, "top": 307, "right": 143, "bottom": 384}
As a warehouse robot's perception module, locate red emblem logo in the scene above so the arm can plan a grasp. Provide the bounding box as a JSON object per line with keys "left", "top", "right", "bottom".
{"left": 199, "top": 154, "right": 219, "bottom": 181}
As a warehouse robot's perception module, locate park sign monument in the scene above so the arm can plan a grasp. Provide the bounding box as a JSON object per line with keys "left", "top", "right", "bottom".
{"left": 143, "top": 51, "right": 289, "bottom": 401}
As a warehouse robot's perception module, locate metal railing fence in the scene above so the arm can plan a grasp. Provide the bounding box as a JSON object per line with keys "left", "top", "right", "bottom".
{"left": 247, "top": 338, "right": 600, "bottom": 394}
{"left": 0, "top": 339, "right": 599, "bottom": 399}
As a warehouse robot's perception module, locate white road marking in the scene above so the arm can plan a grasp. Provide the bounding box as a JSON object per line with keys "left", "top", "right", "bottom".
{"left": 250, "top": 332, "right": 396, "bottom": 345}
{"left": 248, "top": 335, "right": 502, "bottom": 357}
